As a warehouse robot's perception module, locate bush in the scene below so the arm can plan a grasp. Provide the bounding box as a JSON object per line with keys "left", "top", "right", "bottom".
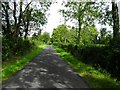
{"left": 57, "top": 43, "right": 120, "bottom": 81}
{"left": 2, "top": 37, "right": 35, "bottom": 61}
{"left": 79, "top": 46, "right": 120, "bottom": 80}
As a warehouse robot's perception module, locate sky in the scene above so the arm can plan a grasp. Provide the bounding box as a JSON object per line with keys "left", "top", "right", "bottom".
{"left": 42, "top": 0, "right": 64, "bottom": 36}
{"left": 42, "top": 0, "right": 78, "bottom": 36}
{"left": 42, "top": 0, "right": 120, "bottom": 37}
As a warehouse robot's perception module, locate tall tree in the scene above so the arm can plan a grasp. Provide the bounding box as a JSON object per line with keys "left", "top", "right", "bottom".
{"left": 2, "top": 0, "right": 51, "bottom": 39}
{"left": 60, "top": 1, "right": 99, "bottom": 44}
{"left": 112, "top": 1, "right": 119, "bottom": 41}
{"left": 2, "top": 2, "right": 11, "bottom": 37}
{"left": 23, "top": 6, "right": 32, "bottom": 39}
{"left": 13, "top": 1, "right": 17, "bottom": 38}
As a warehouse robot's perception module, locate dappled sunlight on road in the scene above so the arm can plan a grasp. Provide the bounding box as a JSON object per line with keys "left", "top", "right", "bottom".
{"left": 2, "top": 45, "right": 89, "bottom": 88}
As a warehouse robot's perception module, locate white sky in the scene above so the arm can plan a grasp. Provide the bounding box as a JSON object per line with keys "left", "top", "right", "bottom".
{"left": 42, "top": 0, "right": 64, "bottom": 36}
{"left": 42, "top": 0, "right": 77, "bottom": 36}
{"left": 42, "top": 0, "right": 120, "bottom": 36}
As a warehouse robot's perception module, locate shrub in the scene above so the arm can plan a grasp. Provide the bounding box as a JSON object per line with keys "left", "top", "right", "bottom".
{"left": 57, "top": 43, "right": 120, "bottom": 81}
{"left": 2, "top": 37, "right": 35, "bottom": 61}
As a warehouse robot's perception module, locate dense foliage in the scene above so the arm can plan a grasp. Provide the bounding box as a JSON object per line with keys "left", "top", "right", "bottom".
{"left": 1, "top": 0, "right": 120, "bottom": 87}
{"left": 2, "top": 0, "right": 51, "bottom": 61}
{"left": 54, "top": 45, "right": 120, "bottom": 88}
{"left": 32, "top": 31, "right": 50, "bottom": 44}
{"left": 52, "top": 1, "right": 120, "bottom": 81}
{"left": 2, "top": 37, "right": 34, "bottom": 61}
{"left": 58, "top": 44, "right": 120, "bottom": 81}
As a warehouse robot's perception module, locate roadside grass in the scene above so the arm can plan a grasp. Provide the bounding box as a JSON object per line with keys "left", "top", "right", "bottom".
{"left": 53, "top": 45, "right": 120, "bottom": 89}
{"left": 2, "top": 44, "right": 46, "bottom": 84}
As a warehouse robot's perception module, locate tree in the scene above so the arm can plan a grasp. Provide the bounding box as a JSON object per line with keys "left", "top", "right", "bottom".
{"left": 41, "top": 32, "right": 50, "bottom": 44}
{"left": 2, "top": 0, "right": 51, "bottom": 39}
{"left": 111, "top": 1, "right": 119, "bottom": 46}
{"left": 97, "top": 28, "right": 112, "bottom": 44}
{"left": 66, "top": 26, "right": 77, "bottom": 44}
{"left": 60, "top": 1, "right": 100, "bottom": 44}
{"left": 99, "top": 28, "right": 108, "bottom": 44}
{"left": 2, "top": 2, "right": 11, "bottom": 37}
{"left": 2, "top": 0, "right": 52, "bottom": 61}
{"left": 52, "top": 25, "right": 68, "bottom": 44}
{"left": 23, "top": 6, "right": 32, "bottom": 39}
{"left": 80, "top": 26, "right": 98, "bottom": 45}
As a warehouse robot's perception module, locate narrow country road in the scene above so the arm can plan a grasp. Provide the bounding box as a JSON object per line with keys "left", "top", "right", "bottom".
{"left": 2, "top": 45, "right": 89, "bottom": 89}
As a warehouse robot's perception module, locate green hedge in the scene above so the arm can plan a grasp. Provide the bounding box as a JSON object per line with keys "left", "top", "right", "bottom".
{"left": 2, "top": 37, "right": 35, "bottom": 61}
{"left": 57, "top": 43, "right": 120, "bottom": 81}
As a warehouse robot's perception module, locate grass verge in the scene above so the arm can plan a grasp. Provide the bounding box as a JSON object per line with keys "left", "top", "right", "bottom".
{"left": 53, "top": 45, "right": 120, "bottom": 89}
{"left": 2, "top": 44, "right": 46, "bottom": 84}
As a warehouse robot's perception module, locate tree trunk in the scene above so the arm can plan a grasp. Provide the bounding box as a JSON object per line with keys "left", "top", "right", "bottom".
{"left": 24, "top": 8, "right": 32, "bottom": 39}
{"left": 112, "top": 2, "right": 119, "bottom": 40}
{"left": 78, "top": 17, "right": 81, "bottom": 43}
{"left": 24, "top": 20, "right": 30, "bottom": 39}
{"left": 13, "top": 1, "right": 18, "bottom": 38}
{"left": 77, "top": 2, "right": 81, "bottom": 44}
{"left": 13, "top": 0, "right": 24, "bottom": 41}
{"left": 2, "top": 2, "right": 11, "bottom": 37}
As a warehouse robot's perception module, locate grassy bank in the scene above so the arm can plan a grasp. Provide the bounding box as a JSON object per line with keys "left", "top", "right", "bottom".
{"left": 2, "top": 44, "right": 46, "bottom": 84}
{"left": 53, "top": 45, "right": 120, "bottom": 89}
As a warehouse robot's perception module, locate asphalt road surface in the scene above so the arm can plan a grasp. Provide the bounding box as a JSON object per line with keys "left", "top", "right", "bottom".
{"left": 2, "top": 45, "right": 90, "bottom": 89}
